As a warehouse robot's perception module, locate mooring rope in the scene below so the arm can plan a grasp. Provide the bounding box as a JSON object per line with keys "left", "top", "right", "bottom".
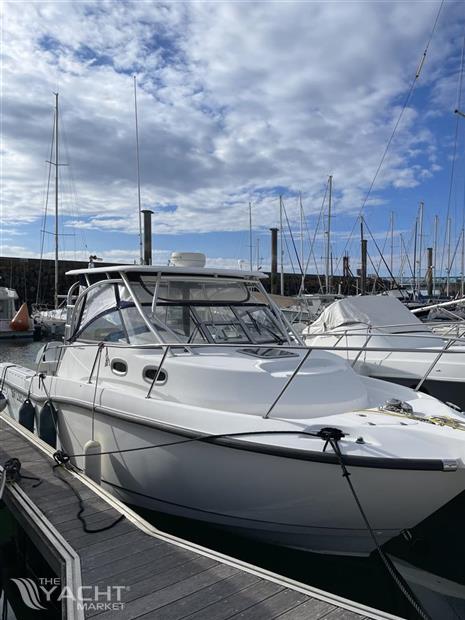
{"left": 323, "top": 428, "right": 431, "bottom": 620}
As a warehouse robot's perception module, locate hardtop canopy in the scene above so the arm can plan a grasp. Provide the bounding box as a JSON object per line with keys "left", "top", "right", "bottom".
{"left": 66, "top": 265, "right": 267, "bottom": 280}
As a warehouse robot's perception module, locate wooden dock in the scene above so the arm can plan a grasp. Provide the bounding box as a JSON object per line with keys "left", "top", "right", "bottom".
{"left": 0, "top": 413, "right": 402, "bottom": 620}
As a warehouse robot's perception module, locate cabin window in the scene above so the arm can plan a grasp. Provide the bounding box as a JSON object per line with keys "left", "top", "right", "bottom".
{"left": 152, "top": 305, "right": 207, "bottom": 342}
{"left": 111, "top": 359, "right": 128, "bottom": 375}
{"left": 81, "top": 285, "right": 117, "bottom": 326}
{"left": 136, "top": 277, "right": 253, "bottom": 304}
{"left": 234, "top": 306, "right": 286, "bottom": 344}
{"left": 119, "top": 306, "right": 154, "bottom": 344}
{"left": 72, "top": 283, "right": 118, "bottom": 338}
{"left": 143, "top": 366, "right": 168, "bottom": 384}
{"left": 193, "top": 306, "right": 247, "bottom": 343}
{"left": 78, "top": 309, "right": 128, "bottom": 343}
{"left": 72, "top": 282, "right": 149, "bottom": 343}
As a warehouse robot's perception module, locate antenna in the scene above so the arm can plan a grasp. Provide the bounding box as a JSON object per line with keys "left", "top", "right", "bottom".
{"left": 134, "top": 75, "right": 143, "bottom": 264}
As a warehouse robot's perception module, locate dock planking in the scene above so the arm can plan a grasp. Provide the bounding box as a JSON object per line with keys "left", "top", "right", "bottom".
{"left": 0, "top": 413, "right": 401, "bottom": 620}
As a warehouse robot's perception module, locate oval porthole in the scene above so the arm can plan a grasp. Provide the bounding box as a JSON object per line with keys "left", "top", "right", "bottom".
{"left": 143, "top": 366, "right": 168, "bottom": 385}
{"left": 111, "top": 359, "right": 128, "bottom": 376}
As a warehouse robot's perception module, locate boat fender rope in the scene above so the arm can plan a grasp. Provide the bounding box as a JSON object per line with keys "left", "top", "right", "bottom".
{"left": 52, "top": 451, "right": 124, "bottom": 534}
{"left": 327, "top": 433, "right": 431, "bottom": 620}
{"left": 2, "top": 458, "right": 42, "bottom": 487}
{"left": 37, "top": 374, "right": 64, "bottom": 446}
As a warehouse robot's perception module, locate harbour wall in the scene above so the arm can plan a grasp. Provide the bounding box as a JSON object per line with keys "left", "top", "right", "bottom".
{"left": 0, "top": 255, "right": 439, "bottom": 307}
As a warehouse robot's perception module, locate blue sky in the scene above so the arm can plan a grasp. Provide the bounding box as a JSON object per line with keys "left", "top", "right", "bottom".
{"left": 2, "top": 1, "right": 465, "bottom": 278}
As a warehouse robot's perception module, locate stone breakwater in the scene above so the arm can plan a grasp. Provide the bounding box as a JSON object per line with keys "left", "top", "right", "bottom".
{"left": 0, "top": 255, "right": 390, "bottom": 307}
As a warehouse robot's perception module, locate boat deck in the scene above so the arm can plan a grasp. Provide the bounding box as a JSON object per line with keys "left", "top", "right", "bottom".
{"left": 0, "top": 413, "right": 401, "bottom": 620}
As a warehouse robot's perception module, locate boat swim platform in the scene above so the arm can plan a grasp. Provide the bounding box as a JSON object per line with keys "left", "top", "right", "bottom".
{"left": 0, "top": 413, "right": 402, "bottom": 620}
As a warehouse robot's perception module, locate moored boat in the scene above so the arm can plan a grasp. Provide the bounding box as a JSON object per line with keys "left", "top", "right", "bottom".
{"left": 0, "top": 287, "right": 33, "bottom": 340}
{"left": 1, "top": 265, "right": 465, "bottom": 556}
{"left": 304, "top": 294, "right": 465, "bottom": 410}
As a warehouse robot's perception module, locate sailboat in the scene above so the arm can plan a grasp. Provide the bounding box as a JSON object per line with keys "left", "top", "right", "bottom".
{"left": 32, "top": 94, "right": 73, "bottom": 338}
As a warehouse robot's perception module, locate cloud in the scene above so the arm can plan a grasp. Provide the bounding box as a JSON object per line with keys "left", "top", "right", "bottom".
{"left": 1, "top": 0, "right": 462, "bottom": 261}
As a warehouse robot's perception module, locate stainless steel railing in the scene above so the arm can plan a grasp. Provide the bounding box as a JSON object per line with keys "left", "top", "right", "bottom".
{"left": 27, "top": 333, "right": 465, "bottom": 421}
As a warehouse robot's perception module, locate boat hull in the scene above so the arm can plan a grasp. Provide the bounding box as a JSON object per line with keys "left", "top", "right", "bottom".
{"left": 3, "top": 382, "right": 465, "bottom": 557}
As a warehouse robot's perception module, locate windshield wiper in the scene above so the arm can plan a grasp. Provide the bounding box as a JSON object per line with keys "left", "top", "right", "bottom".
{"left": 245, "top": 311, "right": 284, "bottom": 344}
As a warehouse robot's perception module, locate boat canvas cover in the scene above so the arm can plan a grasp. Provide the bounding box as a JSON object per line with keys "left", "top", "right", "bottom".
{"left": 309, "top": 295, "right": 429, "bottom": 334}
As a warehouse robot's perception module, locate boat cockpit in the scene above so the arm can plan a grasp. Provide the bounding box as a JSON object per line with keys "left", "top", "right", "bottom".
{"left": 66, "top": 267, "right": 299, "bottom": 347}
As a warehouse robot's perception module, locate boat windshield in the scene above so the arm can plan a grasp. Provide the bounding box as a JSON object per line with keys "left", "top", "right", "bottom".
{"left": 133, "top": 276, "right": 289, "bottom": 345}
{"left": 71, "top": 276, "right": 291, "bottom": 346}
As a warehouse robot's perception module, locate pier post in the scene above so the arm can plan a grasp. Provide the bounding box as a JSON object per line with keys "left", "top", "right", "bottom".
{"left": 270, "top": 227, "right": 278, "bottom": 294}
{"left": 360, "top": 239, "right": 367, "bottom": 295}
{"left": 426, "top": 247, "right": 433, "bottom": 298}
{"left": 142, "top": 209, "right": 153, "bottom": 265}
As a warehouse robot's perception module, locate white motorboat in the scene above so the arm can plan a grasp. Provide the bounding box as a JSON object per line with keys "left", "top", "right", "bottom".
{"left": 2, "top": 266, "right": 465, "bottom": 556}
{"left": 304, "top": 294, "right": 465, "bottom": 410}
{"left": 0, "top": 287, "right": 33, "bottom": 340}
{"left": 32, "top": 304, "right": 67, "bottom": 338}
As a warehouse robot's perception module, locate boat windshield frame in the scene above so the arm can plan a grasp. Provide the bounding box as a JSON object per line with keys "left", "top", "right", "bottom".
{"left": 67, "top": 271, "right": 299, "bottom": 347}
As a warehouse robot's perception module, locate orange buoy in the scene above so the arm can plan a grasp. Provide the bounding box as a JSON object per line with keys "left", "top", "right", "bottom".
{"left": 10, "top": 303, "right": 31, "bottom": 332}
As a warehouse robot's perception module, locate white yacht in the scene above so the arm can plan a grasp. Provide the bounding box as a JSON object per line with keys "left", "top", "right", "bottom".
{"left": 0, "top": 287, "right": 33, "bottom": 339}
{"left": 2, "top": 265, "right": 465, "bottom": 556}
{"left": 32, "top": 304, "right": 67, "bottom": 338}
{"left": 305, "top": 295, "right": 465, "bottom": 409}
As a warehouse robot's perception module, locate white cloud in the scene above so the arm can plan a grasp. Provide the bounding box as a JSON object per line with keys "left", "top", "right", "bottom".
{"left": 1, "top": 0, "right": 462, "bottom": 258}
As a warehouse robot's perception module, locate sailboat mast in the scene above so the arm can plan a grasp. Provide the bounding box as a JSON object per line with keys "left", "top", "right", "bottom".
{"left": 248, "top": 202, "right": 253, "bottom": 271}
{"left": 279, "top": 196, "right": 284, "bottom": 295}
{"left": 412, "top": 217, "right": 417, "bottom": 297}
{"left": 134, "top": 76, "right": 143, "bottom": 264}
{"left": 300, "top": 193, "right": 304, "bottom": 292}
{"left": 399, "top": 233, "right": 404, "bottom": 286}
{"left": 325, "top": 175, "right": 332, "bottom": 294}
{"left": 461, "top": 226, "right": 465, "bottom": 297}
{"left": 433, "top": 215, "right": 439, "bottom": 298}
{"left": 390, "top": 211, "right": 394, "bottom": 288}
{"left": 418, "top": 201, "right": 424, "bottom": 296}
{"left": 446, "top": 216, "right": 451, "bottom": 297}
{"left": 54, "top": 92, "right": 59, "bottom": 310}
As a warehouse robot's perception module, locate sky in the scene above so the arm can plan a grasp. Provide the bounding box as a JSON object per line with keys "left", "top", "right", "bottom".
{"left": 2, "top": 0, "right": 465, "bottom": 279}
